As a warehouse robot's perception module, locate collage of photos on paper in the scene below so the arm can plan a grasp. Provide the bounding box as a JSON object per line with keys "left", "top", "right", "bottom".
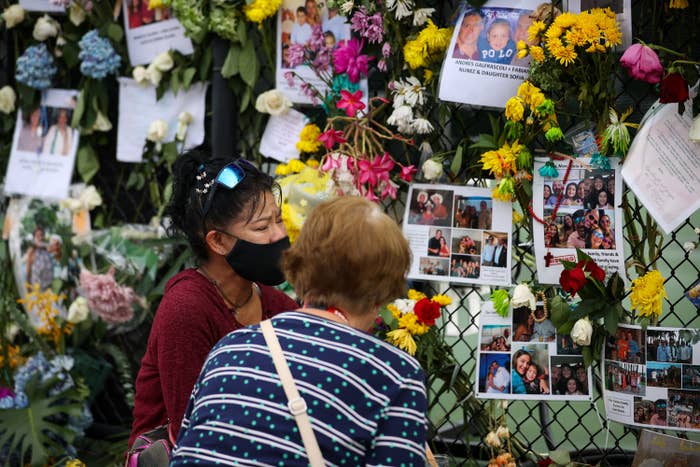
{"left": 406, "top": 187, "right": 508, "bottom": 282}
{"left": 476, "top": 301, "right": 591, "bottom": 400}
{"left": 603, "top": 324, "right": 700, "bottom": 430}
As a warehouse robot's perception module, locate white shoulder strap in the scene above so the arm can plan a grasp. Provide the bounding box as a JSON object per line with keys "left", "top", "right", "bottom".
{"left": 260, "top": 319, "right": 325, "bottom": 467}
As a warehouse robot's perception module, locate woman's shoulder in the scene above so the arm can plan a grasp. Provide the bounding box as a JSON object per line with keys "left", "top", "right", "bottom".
{"left": 258, "top": 284, "right": 298, "bottom": 312}
{"left": 157, "top": 269, "right": 217, "bottom": 316}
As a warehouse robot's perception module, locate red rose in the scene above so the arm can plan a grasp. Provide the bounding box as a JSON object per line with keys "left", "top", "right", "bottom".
{"left": 578, "top": 259, "right": 605, "bottom": 282}
{"left": 659, "top": 72, "right": 689, "bottom": 103}
{"left": 560, "top": 266, "right": 586, "bottom": 295}
{"left": 414, "top": 298, "right": 441, "bottom": 326}
{"left": 538, "top": 458, "right": 554, "bottom": 467}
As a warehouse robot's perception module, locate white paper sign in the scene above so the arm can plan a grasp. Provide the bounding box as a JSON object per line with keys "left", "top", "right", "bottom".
{"left": 403, "top": 183, "right": 513, "bottom": 286}
{"left": 475, "top": 299, "right": 593, "bottom": 400}
{"left": 533, "top": 157, "right": 626, "bottom": 285}
{"left": 19, "top": 0, "right": 64, "bottom": 12}
{"left": 565, "top": 0, "right": 633, "bottom": 49}
{"left": 116, "top": 78, "right": 207, "bottom": 163}
{"left": 602, "top": 324, "right": 700, "bottom": 432}
{"left": 621, "top": 102, "right": 700, "bottom": 234}
{"left": 438, "top": 0, "right": 546, "bottom": 109}
{"left": 259, "top": 109, "right": 309, "bottom": 163}
{"left": 4, "top": 89, "right": 80, "bottom": 200}
{"left": 122, "top": 0, "right": 194, "bottom": 66}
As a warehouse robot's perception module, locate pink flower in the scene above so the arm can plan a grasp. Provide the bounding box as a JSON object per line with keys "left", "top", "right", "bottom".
{"left": 283, "top": 71, "right": 295, "bottom": 87}
{"left": 362, "top": 186, "right": 379, "bottom": 202}
{"left": 308, "top": 24, "right": 325, "bottom": 52}
{"left": 620, "top": 44, "right": 663, "bottom": 84}
{"left": 380, "top": 180, "right": 399, "bottom": 200}
{"left": 333, "top": 38, "right": 372, "bottom": 83}
{"left": 399, "top": 164, "right": 417, "bottom": 182}
{"left": 321, "top": 154, "right": 342, "bottom": 172}
{"left": 336, "top": 89, "right": 365, "bottom": 117}
{"left": 312, "top": 46, "right": 332, "bottom": 71}
{"left": 79, "top": 267, "right": 143, "bottom": 325}
{"left": 318, "top": 129, "right": 346, "bottom": 150}
{"left": 377, "top": 58, "right": 387, "bottom": 72}
{"left": 358, "top": 152, "right": 395, "bottom": 187}
{"left": 287, "top": 43, "right": 306, "bottom": 68}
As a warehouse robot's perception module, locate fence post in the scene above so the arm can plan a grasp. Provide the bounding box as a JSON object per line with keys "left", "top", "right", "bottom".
{"left": 211, "top": 37, "right": 238, "bottom": 159}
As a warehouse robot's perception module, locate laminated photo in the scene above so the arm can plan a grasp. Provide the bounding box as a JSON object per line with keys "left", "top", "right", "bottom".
{"left": 438, "top": 0, "right": 547, "bottom": 109}
{"left": 403, "top": 183, "right": 512, "bottom": 286}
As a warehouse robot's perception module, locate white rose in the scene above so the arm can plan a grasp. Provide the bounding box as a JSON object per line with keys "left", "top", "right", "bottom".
{"left": 92, "top": 111, "right": 112, "bottom": 132}
{"left": 0, "top": 85, "right": 17, "bottom": 114}
{"left": 147, "top": 119, "right": 169, "bottom": 143}
{"left": 255, "top": 89, "right": 292, "bottom": 116}
{"left": 33, "top": 15, "right": 59, "bottom": 41}
{"left": 571, "top": 317, "right": 593, "bottom": 346}
{"left": 2, "top": 4, "right": 25, "bottom": 28}
{"left": 132, "top": 66, "right": 148, "bottom": 84}
{"left": 485, "top": 431, "right": 501, "bottom": 448}
{"left": 145, "top": 63, "right": 162, "bottom": 86}
{"left": 421, "top": 158, "right": 443, "bottom": 181}
{"left": 69, "top": 2, "right": 86, "bottom": 26}
{"left": 511, "top": 283, "right": 536, "bottom": 311}
{"left": 152, "top": 51, "right": 174, "bottom": 72}
{"left": 79, "top": 185, "right": 102, "bottom": 209}
{"left": 690, "top": 115, "right": 700, "bottom": 143}
{"left": 67, "top": 297, "right": 90, "bottom": 323}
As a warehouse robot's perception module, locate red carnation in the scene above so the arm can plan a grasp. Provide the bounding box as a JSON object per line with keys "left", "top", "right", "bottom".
{"left": 659, "top": 72, "right": 689, "bottom": 104}
{"left": 578, "top": 259, "right": 605, "bottom": 282}
{"left": 414, "top": 298, "right": 441, "bottom": 326}
{"left": 560, "top": 267, "right": 586, "bottom": 295}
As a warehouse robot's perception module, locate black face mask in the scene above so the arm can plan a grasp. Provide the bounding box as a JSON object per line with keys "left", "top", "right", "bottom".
{"left": 225, "top": 236, "right": 290, "bottom": 286}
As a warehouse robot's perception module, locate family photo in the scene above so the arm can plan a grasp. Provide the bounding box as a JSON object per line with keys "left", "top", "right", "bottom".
{"left": 418, "top": 256, "right": 449, "bottom": 276}
{"left": 451, "top": 229, "right": 481, "bottom": 255}
{"left": 646, "top": 329, "right": 696, "bottom": 364}
{"left": 606, "top": 327, "right": 645, "bottom": 363}
{"left": 15, "top": 106, "right": 76, "bottom": 157}
{"left": 511, "top": 344, "right": 550, "bottom": 395}
{"left": 449, "top": 254, "right": 481, "bottom": 279}
{"left": 479, "top": 353, "right": 512, "bottom": 394}
{"left": 605, "top": 360, "right": 645, "bottom": 395}
{"left": 667, "top": 390, "right": 700, "bottom": 429}
{"left": 453, "top": 196, "right": 492, "bottom": 230}
{"left": 408, "top": 189, "right": 454, "bottom": 226}
{"left": 551, "top": 356, "right": 589, "bottom": 396}
{"left": 633, "top": 398, "right": 669, "bottom": 426}
{"left": 512, "top": 303, "right": 555, "bottom": 343}
{"left": 480, "top": 325, "right": 512, "bottom": 352}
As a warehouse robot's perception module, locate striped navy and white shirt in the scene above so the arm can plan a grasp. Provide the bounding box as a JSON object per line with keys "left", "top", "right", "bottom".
{"left": 170, "top": 311, "right": 427, "bottom": 466}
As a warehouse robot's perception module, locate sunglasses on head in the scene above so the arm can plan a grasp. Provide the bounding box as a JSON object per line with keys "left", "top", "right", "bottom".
{"left": 200, "top": 159, "right": 258, "bottom": 227}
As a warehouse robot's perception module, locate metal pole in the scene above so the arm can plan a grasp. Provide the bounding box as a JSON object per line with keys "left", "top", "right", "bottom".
{"left": 211, "top": 37, "right": 238, "bottom": 159}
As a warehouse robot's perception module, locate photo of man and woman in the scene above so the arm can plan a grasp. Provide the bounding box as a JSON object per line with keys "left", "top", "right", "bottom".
{"left": 512, "top": 304, "right": 555, "bottom": 343}
{"left": 480, "top": 325, "right": 511, "bottom": 352}
{"left": 451, "top": 7, "right": 533, "bottom": 66}
{"left": 605, "top": 326, "right": 645, "bottom": 364}
{"left": 511, "top": 345, "right": 550, "bottom": 395}
{"left": 454, "top": 196, "right": 492, "bottom": 230}
{"left": 551, "top": 356, "right": 589, "bottom": 396}
{"left": 481, "top": 231, "right": 508, "bottom": 268}
{"left": 426, "top": 228, "right": 451, "bottom": 257}
{"left": 15, "top": 106, "right": 76, "bottom": 157}
{"left": 479, "top": 353, "right": 511, "bottom": 394}
{"left": 633, "top": 399, "right": 668, "bottom": 426}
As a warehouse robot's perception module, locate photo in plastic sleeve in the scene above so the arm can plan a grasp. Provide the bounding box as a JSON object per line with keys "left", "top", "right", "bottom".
{"left": 403, "top": 183, "right": 512, "bottom": 286}
{"left": 631, "top": 430, "right": 700, "bottom": 466}
{"left": 5, "top": 89, "right": 80, "bottom": 200}
{"left": 122, "top": 0, "right": 194, "bottom": 66}
{"left": 532, "top": 157, "right": 625, "bottom": 284}
{"left": 438, "top": 0, "right": 544, "bottom": 108}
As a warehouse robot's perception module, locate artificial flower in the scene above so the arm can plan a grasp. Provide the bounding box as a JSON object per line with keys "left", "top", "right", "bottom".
{"left": 630, "top": 270, "right": 667, "bottom": 320}
{"left": 1, "top": 4, "right": 25, "bottom": 28}
{"left": 0, "top": 85, "right": 16, "bottom": 114}
{"left": 255, "top": 89, "right": 292, "bottom": 116}
{"left": 659, "top": 72, "right": 689, "bottom": 103}
{"left": 296, "top": 124, "right": 322, "bottom": 153}
{"left": 491, "top": 289, "right": 510, "bottom": 317}
{"left": 152, "top": 51, "right": 174, "bottom": 72}
{"left": 559, "top": 266, "right": 586, "bottom": 295}
{"left": 619, "top": 44, "right": 663, "bottom": 84}
{"left": 511, "top": 283, "right": 536, "bottom": 310}
{"left": 421, "top": 157, "right": 443, "bottom": 181}
{"left": 67, "top": 297, "right": 90, "bottom": 324}
{"left": 571, "top": 317, "right": 593, "bottom": 346}
{"left": 336, "top": 89, "right": 365, "bottom": 117}
{"left": 690, "top": 115, "right": 700, "bottom": 143}
{"left": 33, "top": 14, "right": 60, "bottom": 42}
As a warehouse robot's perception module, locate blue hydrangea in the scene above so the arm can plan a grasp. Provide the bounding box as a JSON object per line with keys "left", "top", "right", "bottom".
{"left": 0, "top": 395, "right": 15, "bottom": 409}
{"left": 15, "top": 44, "right": 57, "bottom": 90}
{"left": 538, "top": 160, "right": 559, "bottom": 178}
{"left": 78, "top": 30, "right": 121, "bottom": 79}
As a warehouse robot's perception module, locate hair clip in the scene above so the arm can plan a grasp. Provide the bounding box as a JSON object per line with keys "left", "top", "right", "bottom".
{"left": 196, "top": 171, "right": 207, "bottom": 181}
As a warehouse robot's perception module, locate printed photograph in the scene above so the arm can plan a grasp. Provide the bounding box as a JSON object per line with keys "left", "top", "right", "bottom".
{"left": 126, "top": 0, "right": 172, "bottom": 29}
{"left": 451, "top": 229, "right": 481, "bottom": 255}
{"left": 480, "top": 324, "right": 512, "bottom": 352}
{"left": 16, "top": 106, "right": 76, "bottom": 157}
{"left": 682, "top": 365, "right": 700, "bottom": 390}
{"left": 479, "top": 353, "right": 511, "bottom": 394}
{"left": 418, "top": 256, "right": 449, "bottom": 276}
{"left": 453, "top": 196, "right": 492, "bottom": 230}
{"left": 605, "top": 327, "right": 645, "bottom": 363}
{"left": 426, "top": 227, "right": 451, "bottom": 258}
{"left": 646, "top": 329, "right": 696, "bottom": 363}
{"left": 557, "top": 334, "right": 583, "bottom": 355}
{"left": 449, "top": 254, "right": 481, "bottom": 279}
{"left": 552, "top": 356, "right": 588, "bottom": 396}
{"left": 633, "top": 398, "right": 668, "bottom": 426}
{"left": 512, "top": 344, "right": 550, "bottom": 395}
{"left": 646, "top": 361, "right": 682, "bottom": 389}
{"left": 481, "top": 231, "right": 508, "bottom": 268}
{"left": 685, "top": 279, "right": 700, "bottom": 309}
{"left": 408, "top": 189, "right": 454, "bottom": 227}
{"left": 604, "top": 360, "right": 646, "bottom": 395}
{"left": 667, "top": 389, "right": 700, "bottom": 429}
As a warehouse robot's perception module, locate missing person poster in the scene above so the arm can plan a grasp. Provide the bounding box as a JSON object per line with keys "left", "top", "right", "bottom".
{"left": 4, "top": 89, "right": 79, "bottom": 200}
{"left": 402, "top": 183, "right": 512, "bottom": 286}
{"left": 603, "top": 324, "right": 700, "bottom": 432}
{"left": 475, "top": 299, "right": 593, "bottom": 400}
{"left": 276, "top": 0, "right": 368, "bottom": 105}
{"left": 438, "top": 0, "right": 547, "bottom": 109}
{"left": 532, "top": 157, "right": 626, "bottom": 285}
{"left": 122, "top": 0, "right": 194, "bottom": 66}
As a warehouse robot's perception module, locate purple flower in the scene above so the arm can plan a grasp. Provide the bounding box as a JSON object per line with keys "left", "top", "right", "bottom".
{"left": 350, "top": 7, "right": 384, "bottom": 44}
{"left": 308, "top": 24, "right": 325, "bottom": 52}
{"left": 313, "top": 46, "right": 333, "bottom": 71}
{"left": 287, "top": 43, "right": 306, "bottom": 68}
{"left": 0, "top": 387, "right": 14, "bottom": 399}
{"left": 377, "top": 58, "right": 387, "bottom": 72}
{"left": 350, "top": 7, "right": 370, "bottom": 33}
{"left": 300, "top": 82, "right": 319, "bottom": 104}
{"left": 283, "top": 71, "right": 295, "bottom": 87}
{"left": 333, "top": 38, "right": 372, "bottom": 83}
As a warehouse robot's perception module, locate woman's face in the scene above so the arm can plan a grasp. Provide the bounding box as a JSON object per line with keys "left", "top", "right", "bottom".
{"left": 576, "top": 366, "right": 586, "bottom": 381}
{"left": 543, "top": 185, "right": 551, "bottom": 198}
{"left": 607, "top": 179, "right": 615, "bottom": 193}
{"left": 600, "top": 215, "right": 611, "bottom": 230}
{"left": 57, "top": 110, "right": 68, "bottom": 127}
{"left": 598, "top": 191, "right": 607, "bottom": 206}
{"left": 548, "top": 224, "right": 558, "bottom": 235}
{"left": 577, "top": 184, "right": 586, "bottom": 199}
{"left": 567, "top": 379, "right": 578, "bottom": 393}
{"left": 561, "top": 365, "right": 572, "bottom": 378}
{"left": 564, "top": 216, "right": 573, "bottom": 227}
{"left": 566, "top": 184, "right": 577, "bottom": 198}
{"left": 594, "top": 178, "right": 604, "bottom": 190}
{"left": 591, "top": 229, "right": 604, "bottom": 248}
{"left": 515, "top": 353, "right": 531, "bottom": 375}
{"left": 223, "top": 191, "right": 286, "bottom": 246}
{"left": 30, "top": 109, "right": 41, "bottom": 126}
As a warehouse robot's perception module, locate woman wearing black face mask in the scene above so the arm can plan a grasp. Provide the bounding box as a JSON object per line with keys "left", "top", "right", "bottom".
{"left": 129, "top": 150, "right": 298, "bottom": 447}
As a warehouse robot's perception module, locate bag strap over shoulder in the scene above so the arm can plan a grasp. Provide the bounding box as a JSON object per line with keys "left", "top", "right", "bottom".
{"left": 260, "top": 319, "right": 325, "bottom": 467}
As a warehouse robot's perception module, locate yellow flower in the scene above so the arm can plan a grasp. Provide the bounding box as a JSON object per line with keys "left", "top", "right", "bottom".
{"left": 386, "top": 328, "right": 417, "bottom": 355}
{"left": 545, "top": 25, "right": 563, "bottom": 40}
{"left": 554, "top": 46, "right": 577, "bottom": 66}
{"left": 281, "top": 203, "right": 301, "bottom": 243}
{"left": 147, "top": 0, "right": 164, "bottom": 9}
{"left": 407, "top": 289, "right": 426, "bottom": 301}
{"left": 553, "top": 12, "right": 577, "bottom": 29}
{"left": 387, "top": 303, "right": 401, "bottom": 319}
{"left": 480, "top": 146, "right": 517, "bottom": 179}
{"left": 631, "top": 270, "right": 667, "bottom": 320}
{"left": 527, "top": 21, "right": 546, "bottom": 44}
{"left": 430, "top": 294, "right": 451, "bottom": 306}
{"left": 423, "top": 69, "right": 434, "bottom": 83}
{"left": 0, "top": 344, "right": 23, "bottom": 369}
{"left": 670, "top": 0, "right": 688, "bottom": 8}
{"left": 403, "top": 39, "right": 427, "bottom": 69}
{"left": 306, "top": 158, "right": 320, "bottom": 169}
{"left": 287, "top": 159, "right": 306, "bottom": 173}
{"left": 398, "top": 312, "right": 430, "bottom": 336}
{"left": 529, "top": 45, "right": 545, "bottom": 62}
{"left": 512, "top": 210, "right": 524, "bottom": 224}
{"left": 18, "top": 283, "right": 69, "bottom": 350}
{"left": 417, "top": 20, "right": 452, "bottom": 52}
{"left": 275, "top": 164, "right": 290, "bottom": 176}
{"left": 65, "top": 460, "right": 86, "bottom": 467}
{"left": 296, "top": 124, "right": 322, "bottom": 153}
{"left": 243, "top": 0, "right": 282, "bottom": 23}
{"left": 505, "top": 97, "right": 525, "bottom": 122}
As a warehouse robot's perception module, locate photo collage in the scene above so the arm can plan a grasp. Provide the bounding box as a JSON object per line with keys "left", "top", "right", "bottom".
{"left": 476, "top": 300, "right": 592, "bottom": 400}
{"left": 403, "top": 184, "right": 512, "bottom": 286}
{"left": 603, "top": 324, "right": 700, "bottom": 431}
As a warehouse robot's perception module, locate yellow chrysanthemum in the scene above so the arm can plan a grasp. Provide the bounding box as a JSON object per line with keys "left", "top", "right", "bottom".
{"left": 491, "top": 186, "right": 513, "bottom": 202}
{"left": 480, "top": 146, "right": 517, "bottom": 179}
{"left": 527, "top": 21, "right": 546, "bottom": 44}
{"left": 275, "top": 163, "right": 290, "bottom": 176}
{"left": 306, "top": 158, "right": 320, "bottom": 169}
{"left": 430, "top": 294, "right": 451, "bottom": 306}
{"left": 387, "top": 303, "right": 401, "bottom": 319}
{"left": 65, "top": 460, "right": 87, "bottom": 467}
{"left": 529, "top": 45, "right": 545, "bottom": 62}
{"left": 670, "top": 0, "right": 688, "bottom": 8}
{"left": 296, "top": 124, "right": 322, "bottom": 153}
{"left": 630, "top": 270, "right": 667, "bottom": 320}
{"left": 553, "top": 12, "right": 577, "bottom": 29}
{"left": 417, "top": 21, "right": 452, "bottom": 53}
{"left": 423, "top": 68, "right": 434, "bottom": 83}
{"left": 564, "top": 28, "right": 587, "bottom": 48}
{"left": 554, "top": 46, "right": 578, "bottom": 66}
{"left": 287, "top": 159, "right": 306, "bottom": 173}
{"left": 243, "top": 0, "right": 282, "bottom": 23}
{"left": 147, "top": 0, "right": 164, "bottom": 10}
{"left": 504, "top": 97, "right": 525, "bottom": 122}
{"left": 398, "top": 312, "right": 430, "bottom": 336}
{"left": 546, "top": 37, "right": 565, "bottom": 56}
{"left": 403, "top": 39, "right": 427, "bottom": 69}
{"left": 407, "top": 289, "right": 426, "bottom": 301}
{"left": 545, "top": 25, "right": 563, "bottom": 40}
{"left": 281, "top": 203, "right": 301, "bottom": 243}
{"left": 386, "top": 328, "right": 417, "bottom": 355}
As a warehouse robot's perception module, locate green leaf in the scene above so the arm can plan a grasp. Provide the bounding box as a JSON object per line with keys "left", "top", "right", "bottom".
{"left": 604, "top": 306, "right": 619, "bottom": 335}
{"left": 126, "top": 171, "right": 145, "bottom": 190}
{"left": 72, "top": 90, "right": 87, "bottom": 128}
{"left": 559, "top": 259, "right": 576, "bottom": 269}
{"left": 450, "top": 145, "right": 463, "bottom": 176}
{"left": 468, "top": 134, "right": 497, "bottom": 150}
{"left": 77, "top": 145, "right": 100, "bottom": 182}
{"left": 106, "top": 23, "right": 124, "bottom": 43}
{"left": 237, "top": 17, "right": 248, "bottom": 45}
{"left": 570, "top": 298, "right": 604, "bottom": 319}
{"left": 575, "top": 248, "right": 592, "bottom": 263}
{"left": 183, "top": 67, "right": 197, "bottom": 89}
{"left": 557, "top": 320, "right": 574, "bottom": 335}
{"left": 582, "top": 345, "right": 593, "bottom": 367}
{"left": 239, "top": 87, "right": 251, "bottom": 113}
{"left": 0, "top": 373, "right": 85, "bottom": 467}
{"left": 606, "top": 272, "right": 625, "bottom": 301}
{"left": 62, "top": 42, "right": 80, "bottom": 69}
{"left": 162, "top": 141, "right": 178, "bottom": 165}
{"left": 170, "top": 70, "right": 181, "bottom": 95}
{"left": 549, "top": 296, "right": 571, "bottom": 328}
{"left": 239, "top": 41, "right": 259, "bottom": 88}
{"left": 221, "top": 45, "right": 240, "bottom": 78}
